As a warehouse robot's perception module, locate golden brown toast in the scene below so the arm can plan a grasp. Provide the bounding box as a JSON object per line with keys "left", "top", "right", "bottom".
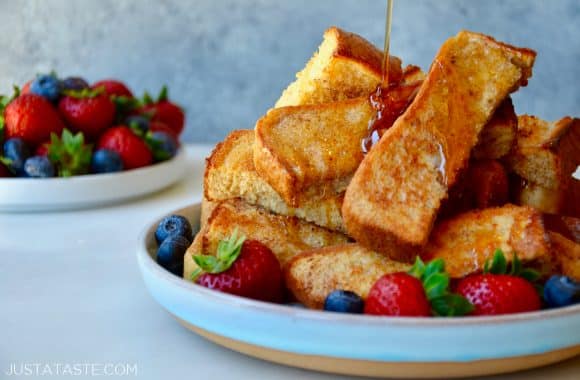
{"left": 205, "top": 129, "right": 345, "bottom": 232}
{"left": 506, "top": 116, "right": 579, "bottom": 217}
{"left": 275, "top": 26, "right": 403, "bottom": 107}
{"left": 183, "top": 199, "right": 349, "bottom": 280}
{"left": 421, "top": 205, "right": 549, "bottom": 278}
{"left": 285, "top": 243, "right": 410, "bottom": 309}
{"left": 342, "top": 31, "right": 536, "bottom": 261}
{"left": 254, "top": 97, "right": 374, "bottom": 206}
{"left": 472, "top": 97, "right": 517, "bottom": 159}
{"left": 549, "top": 231, "right": 580, "bottom": 281}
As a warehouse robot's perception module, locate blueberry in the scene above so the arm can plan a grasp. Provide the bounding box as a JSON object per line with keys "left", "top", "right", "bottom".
{"left": 90, "top": 149, "right": 123, "bottom": 174}
{"left": 23, "top": 156, "right": 55, "bottom": 178}
{"left": 61, "top": 76, "right": 89, "bottom": 91}
{"left": 2, "top": 138, "right": 31, "bottom": 175}
{"left": 150, "top": 131, "right": 178, "bottom": 161}
{"left": 544, "top": 275, "right": 580, "bottom": 308}
{"left": 323, "top": 290, "right": 365, "bottom": 313}
{"left": 155, "top": 215, "right": 193, "bottom": 245}
{"left": 157, "top": 235, "right": 189, "bottom": 276}
{"left": 30, "top": 74, "right": 62, "bottom": 102}
{"left": 125, "top": 115, "right": 150, "bottom": 135}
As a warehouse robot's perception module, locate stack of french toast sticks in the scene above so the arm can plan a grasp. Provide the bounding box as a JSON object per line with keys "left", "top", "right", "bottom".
{"left": 185, "top": 27, "right": 579, "bottom": 309}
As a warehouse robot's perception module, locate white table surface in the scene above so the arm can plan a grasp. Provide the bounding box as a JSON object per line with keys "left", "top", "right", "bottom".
{"left": 1, "top": 144, "right": 578, "bottom": 380}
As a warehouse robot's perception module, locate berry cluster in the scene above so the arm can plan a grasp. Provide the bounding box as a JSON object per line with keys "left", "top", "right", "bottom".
{"left": 0, "top": 73, "right": 184, "bottom": 178}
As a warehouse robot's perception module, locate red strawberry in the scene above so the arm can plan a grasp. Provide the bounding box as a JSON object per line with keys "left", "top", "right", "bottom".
{"left": 364, "top": 258, "right": 473, "bottom": 317}
{"left": 139, "top": 86, "right": 184, "bottom": 135}
{"left": 4, "top": 94, "right": 65, "bottom": 146}
{"left": 92, "top": 79, "right": 133, "bottom": 98}
{"left": 58, "top": 91, "right": 115, "bottom": 139}
{"left": 365, "top": 273, "right": 431, "bottom": 316}
{"left": 193, "top": 233, "right": 284, "bottom": 303}
{"left": 456, "top": 275, "right": 540, "bottom": 315}
{"left": 97, "top": 126, "right": 152, "bottom": 169}
{"left": 455, "top": 249, "right": 541, "bottom": 316}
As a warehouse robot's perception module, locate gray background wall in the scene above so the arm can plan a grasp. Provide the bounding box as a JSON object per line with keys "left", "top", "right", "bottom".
{"left": 0, "top": 0, "right": 578, "bottom": 143}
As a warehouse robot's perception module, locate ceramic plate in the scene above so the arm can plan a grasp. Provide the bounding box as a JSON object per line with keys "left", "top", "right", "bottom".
{"left": 137, "top": 203, "right": 580, "bottom": 378}
{"left": 0, "top": 149, "right": 187, "bottom": 212}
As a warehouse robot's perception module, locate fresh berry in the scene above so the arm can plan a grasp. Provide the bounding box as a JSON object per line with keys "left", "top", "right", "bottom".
{"left": 61, "top": 76, "right": 89, "bottom": 91}
{"left": 148, "top": 131, "right": 178, "bottom": 161}
{"left": 324, "top": 290, "right": 364, "bottom": 313}
{"left": 92, "top": 79, "right": 133, "bottom": 98}
{"left": 140, "top": 86, "right": 185, "bottom": 135}
{"left": 365, "top": 273, "right": 431, "bottom": 316}
{"left": 157, "top": 235, "right": 189, "bottom": 276}
{"left": 90, "top": 149, "right": 123, "bottom": 174}
{"left": 58, "top": 90, "right": 116, "bottom": 139}
{"left": 193, "top": 233, "right": 284, "bottom": 303}
{"left": 4, "top": 94, "right": 65, "bottom": 146}
{"left": 2, "top": 138, "right": 31, "bottom": 175}
{"left": 155, "top": 215, "right": 193, "bottom": 244}
{"left": 23, "top": 156, "right": 55, "bottom": 178}
{"left": 96, "top": 126, "right": 153, "bottom": 170}
{"left": 30, "top": 73, "right": 62, "bottom": 102}
{"left": 543, "top": 275, "right": 580, "bottom": 308}
{"left": 125, "top": 115, "right": 150, "bottom": 135}
{"left": 455, "top": 250, "right": 541, "bottom": 316}
{"left": 365, "top": 258, "right": 473, "bottom": 317}
{"left": 47, "top": 129, "right": 92, "bottom": 177}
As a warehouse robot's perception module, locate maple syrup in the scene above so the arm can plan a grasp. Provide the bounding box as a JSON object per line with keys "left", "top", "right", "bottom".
{"left": 361, "top": 0, "right": 420, "bottom": 154}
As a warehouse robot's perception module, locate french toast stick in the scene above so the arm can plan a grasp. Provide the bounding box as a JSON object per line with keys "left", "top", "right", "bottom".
{"left": 205, "top": 129, "right": 345, "bottom": 232}
{"left": 549, "top": 231, "right": 580, "bottom": 281}
{"left": 183, "top": 199, "right": 349, "bottom": 280}
{"left": 343, "top": 31, "right": 536, "bottom": 261}
{"left": 275, "top": 26, "right": 403, "bottom": 107}
{"left": 285, "top": 244, "right": 410, "bottom": 309}
{"left": 421, "top": 205, "right": 548, "bottom": 278}
{"left": 472, "top": 97, "right": 517, "bottom": 160}
{"left": 506, "top": 116, "right": 579, "bottom": 217}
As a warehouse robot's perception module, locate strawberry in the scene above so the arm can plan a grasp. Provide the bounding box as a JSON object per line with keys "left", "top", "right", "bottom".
{"left": 456, "top": 250, "right": 541, "bottom": 316}
{"left": 58, "top": 88, "right": 115, "bottom": 140}
{"left": 365, "top": 273, "right": 431, "bottom": 316}
{"left": 365, "top": 258, "right": 473, "bottom": 317}
{"left": 192, "top": 231, "right": 284, "bottom": 303}
{"left": 97, "top": 126, "right": 152, "bottom": 170}
{"left": 139, "top": 86, "right": 185, "bottom": 136}
{"left": 92, "top": 79, "right": 133, "bottom": 98}
{"left": 3, "top": 93, "right": 65, "bottom": 146}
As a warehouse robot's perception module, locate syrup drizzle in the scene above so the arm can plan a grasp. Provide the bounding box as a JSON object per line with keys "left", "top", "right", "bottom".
{"left": 381, "top": 0, "right": 394, "bottom": 87}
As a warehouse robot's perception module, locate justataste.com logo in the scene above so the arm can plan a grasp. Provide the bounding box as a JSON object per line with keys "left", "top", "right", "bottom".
{"left": 5, "top": 362, "right": 138, "bottom": 377}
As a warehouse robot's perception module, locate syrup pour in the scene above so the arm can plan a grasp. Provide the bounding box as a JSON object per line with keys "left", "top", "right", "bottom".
{"left": 361, "top": 0, "right": 420, "bottom": 154}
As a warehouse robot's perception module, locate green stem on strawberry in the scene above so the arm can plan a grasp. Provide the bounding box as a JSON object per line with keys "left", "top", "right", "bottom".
{"left": 48, "top": 129, "right": 93, "bottom": 177}
{"left": 191, "top": 230, "right": 246, "bottom": 282}
{"left": 408, "top": 257, "right": 474, "bottom": 316}
{"left": 483, "top": 249, "right": 543, "bottom": 293}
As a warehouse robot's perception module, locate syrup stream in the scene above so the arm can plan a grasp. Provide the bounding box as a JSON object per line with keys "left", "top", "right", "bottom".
{"left": 382, "top": 0, "right": 394, "bottom": 86}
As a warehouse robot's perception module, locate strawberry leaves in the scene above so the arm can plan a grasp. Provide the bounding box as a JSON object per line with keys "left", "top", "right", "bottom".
{"left": 409, "top": 257, "right": 474, "bottom": 317}
{"left": 483, "top": 249, "right": 543, "bottom": 293}
{"left": 48, "top": 129, "right": 93, "bottom": 177}
{"left": 191, "top": 230, "right": 246, "bottom": 281}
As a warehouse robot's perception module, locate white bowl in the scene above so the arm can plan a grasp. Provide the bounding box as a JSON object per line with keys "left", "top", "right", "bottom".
{"left": 0, "top": 149, "right": 187, "bottom": 212}
{"left": 137, "top": 203, "right": 580, "bottom": 378}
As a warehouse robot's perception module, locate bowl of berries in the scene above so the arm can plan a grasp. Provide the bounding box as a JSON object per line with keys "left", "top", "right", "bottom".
{"left": 0, "top": 73, "right": 188, "bottom": 211}
{"left": 138, "top": 203, "right": 580, "bottom": 379}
